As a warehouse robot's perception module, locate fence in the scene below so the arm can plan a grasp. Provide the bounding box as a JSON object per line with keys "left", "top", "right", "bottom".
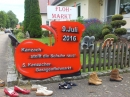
{"left": 81, "top": 42, "right": 130, "bottom": 72}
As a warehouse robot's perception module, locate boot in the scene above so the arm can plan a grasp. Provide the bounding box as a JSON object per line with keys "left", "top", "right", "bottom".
{"left": 88, "top": 73, "right": 102, "bottom": 85}
{"left": 114, "top": 69, "right": 123, "bottom": 79}
{"left": 93, "top": 72, "right": 102, "bottom": 82}
{"left": 119, "top": 75, "right": 123, "bottom": 79}
{"left": 110, "top": 69, "right": 122, "bottom": 82}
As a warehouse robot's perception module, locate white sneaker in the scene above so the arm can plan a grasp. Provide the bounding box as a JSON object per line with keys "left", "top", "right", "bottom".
{"left": 31, "top": 85, "right": 47, "bottom": 91}
{"left": 36, "top": 89, "right": 53, "bottom": 96}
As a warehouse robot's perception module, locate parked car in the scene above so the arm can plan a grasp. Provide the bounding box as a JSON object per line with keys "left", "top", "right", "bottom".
{"left": 4, "top": 29, "right": 12, "bottom": 33}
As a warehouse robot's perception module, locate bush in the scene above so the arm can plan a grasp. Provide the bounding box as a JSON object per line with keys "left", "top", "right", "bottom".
{"left": 104, "top": 34, "right": 118, "bottom": 42}
{"left": 114, "top": 28, "right": 127, "bottom": 35}
{"left": 111, "top": 20, "right": 125, "bottom": 28}
{"left": 17, "top": 32, "right": 25, "bottom": 39}
{"left": 102, "top": 25, "right": 113, "bottom": 31}
{"left": 42, "top": 30, "right": 49, "bottom": 37}
{"left": 102, "top": 28, "right": 110, "bottom": 36}
{"left": 76, "top": 16, "right": 84, "bottom": 24}
{"left": 121, "top": 20, "right": 127, "bottom": 26}
{"left": 83, "top": 18, "right": 104, "bottom": 40}
{"left": 13, "top": 29, "right": 22, "bottom": 35}
{"left": 112, "top": 14, "right": 123, "bottom": 21}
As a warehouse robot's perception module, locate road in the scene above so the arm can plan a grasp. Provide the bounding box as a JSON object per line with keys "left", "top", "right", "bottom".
{"left": 0, "top": 32, "right": 9, "bottom": 83}
{"left": 0, "top": 31, "right": 10, "bottom": 97}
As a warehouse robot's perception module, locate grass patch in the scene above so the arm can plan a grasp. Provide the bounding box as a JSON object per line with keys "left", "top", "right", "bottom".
{"left": 18, "top": 37, "right": 55, "bottom": 46}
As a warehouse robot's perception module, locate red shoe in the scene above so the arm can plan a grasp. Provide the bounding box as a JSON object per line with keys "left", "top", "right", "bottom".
{"left": 4, "top": 87, "right": 19, "bottom": 97}
{"left": 14, "top": 86, "right": 30, "bottom": 94}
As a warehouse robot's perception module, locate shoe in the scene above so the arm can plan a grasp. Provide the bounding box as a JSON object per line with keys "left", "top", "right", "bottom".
{"left": 36, "top": 88, "right": 53, "bottom": 96}
{"left": 31, "top": 84, "right": 47, "bottom": 91}
{"left": 4, "top": 87, "right": 19, "bottom": 97}
{"left": 119, "top": 75, "right": 123, "bottom": 79}
{"left": 59, "top": 83, "right": 72, "bottom": 89}
{"left": 110, "top": 69, "right": 122, "bottom": 82}
{"left": 88, "top": 73, "right": 102, "bottom": 85}
{"left": 0, "top": 79, "right": 5, "bottom": 87}
{"left": 92, "top": 72, "right": 102, "bottom": 82}
{"left": 65, "top": 81, "right": 77, "bottom": 86}
{"left": 14, "top": 86, "right": 30, "bottom": 94}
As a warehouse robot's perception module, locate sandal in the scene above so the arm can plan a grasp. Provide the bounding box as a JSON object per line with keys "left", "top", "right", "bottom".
{"left": 0, "top": 79, "right": 5, "bottom": 87}
{"left": 59, "top": 83, "right": 72, "bottom": 89}
{"left": 65, "top": 81, "right": 77, "bottom": 86}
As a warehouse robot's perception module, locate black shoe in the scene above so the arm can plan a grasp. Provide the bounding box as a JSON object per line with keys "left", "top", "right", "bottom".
{"left": 59, "top": 83, "right": 72, "bottom": 89}
{"left": 65, "top": 81, "right": 77, "bottom": 86}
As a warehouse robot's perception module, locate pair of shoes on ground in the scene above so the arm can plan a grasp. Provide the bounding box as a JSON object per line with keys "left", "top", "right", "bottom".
{"left": 88, "top": 72, "right": 102, "bottom": 85}
{"left": 59, "top": 81, "right": 77, "bottom": 89}
{"left": 31, "top": 84, "right": 53, "bottom": 96}
{"left": 0, "top": 79, "right": 5, "bottom": 87}
{"left": 4, "top": 86, "right": 30, "bottom": 97}
{"left": 110, "top": 68, "right": 123, "bottom": 82}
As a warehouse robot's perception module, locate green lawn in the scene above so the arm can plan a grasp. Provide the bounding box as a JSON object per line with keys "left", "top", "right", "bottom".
{"left": 18, "top": 37, "right": 55, "bottom": 46}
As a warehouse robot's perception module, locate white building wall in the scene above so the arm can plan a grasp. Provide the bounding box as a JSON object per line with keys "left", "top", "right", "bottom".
{"left": 88, "top": 0, "right": 100, "bottom": 19}
{"left": 57, "top": 0, "right": 89, "bottom": 19}
{"left": 41, "top": 14, "right": 47, "bottom": 25}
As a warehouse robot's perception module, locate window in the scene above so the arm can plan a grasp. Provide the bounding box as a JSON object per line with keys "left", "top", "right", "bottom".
{"left": 107, "top": 0, "right": 116, "bottom": 16}
{"left": 77, "top": 4, "right": 81, "bottom": 17}
{"left": 105, "top": 0, "right": 130, "bottom": 22}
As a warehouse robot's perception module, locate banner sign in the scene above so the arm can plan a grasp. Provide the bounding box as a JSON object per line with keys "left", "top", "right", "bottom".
{"left": 15, "top": 21, "right": 85, "bottom": 79}
{"left": 47, "top": 6, "right": 77, "bottom": 20}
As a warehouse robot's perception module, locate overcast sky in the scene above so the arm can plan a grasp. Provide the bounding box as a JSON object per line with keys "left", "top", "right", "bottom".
{"left": 0, "top": 0, "right": 25, "bottom": 23}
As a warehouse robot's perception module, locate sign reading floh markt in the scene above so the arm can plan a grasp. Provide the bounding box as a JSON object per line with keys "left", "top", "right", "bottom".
{"left": 47, "top": 6, "right": 77, "bottom": 20}
{"left": 15, "top": 21, "right": 85, "bottom": 79}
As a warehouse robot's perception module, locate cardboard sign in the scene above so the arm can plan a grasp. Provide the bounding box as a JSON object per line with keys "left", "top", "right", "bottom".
{"left": 15, "top": 21, "right": 85, "bottom": 79}
{"left": 47, "top": 6, "right": 77, "bottom": 20}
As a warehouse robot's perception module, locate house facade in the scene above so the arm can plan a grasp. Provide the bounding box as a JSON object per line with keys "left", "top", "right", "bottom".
{"left": 39, "top": 0, "right": 130, "bottom": 30}
{"left": 39, "top": 0, "right": 55, "bottom": 25}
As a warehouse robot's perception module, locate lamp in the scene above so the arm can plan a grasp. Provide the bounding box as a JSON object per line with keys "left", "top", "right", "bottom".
{"left": 99, "top": 0, "right": 103, "bottom": 6}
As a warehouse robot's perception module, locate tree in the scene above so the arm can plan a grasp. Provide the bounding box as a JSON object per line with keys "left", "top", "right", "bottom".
{"left": 28, "top": 0, "right": 42, "bottom": 38}
{"left": 24, "top": 0, "right": 31, "bottom": 33}
{"left": 7, "top": 11, "right": 18, "bottom": 28}
{"left": 102, "top": 14, "right": 127, "bottom": 42}
{"left": 0, "top": 11, "right": 7, "bottom": 28}
{"left": 5, "top": 14, "right": 10, "bottom": 28}
{"left": 111, "top": 14, "right": 127, "bottom": 36}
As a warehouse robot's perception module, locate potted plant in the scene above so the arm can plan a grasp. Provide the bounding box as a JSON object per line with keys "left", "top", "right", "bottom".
{"left": 120, "top": 2, "right": 130, "bottom": 14}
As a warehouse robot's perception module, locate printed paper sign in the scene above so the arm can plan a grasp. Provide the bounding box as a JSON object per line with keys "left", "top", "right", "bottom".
{"left": 15, "top": 21, "right": 85, "bottom": 79}
{"left": 47, "top": 6, "right": 77, "bottom": 20}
